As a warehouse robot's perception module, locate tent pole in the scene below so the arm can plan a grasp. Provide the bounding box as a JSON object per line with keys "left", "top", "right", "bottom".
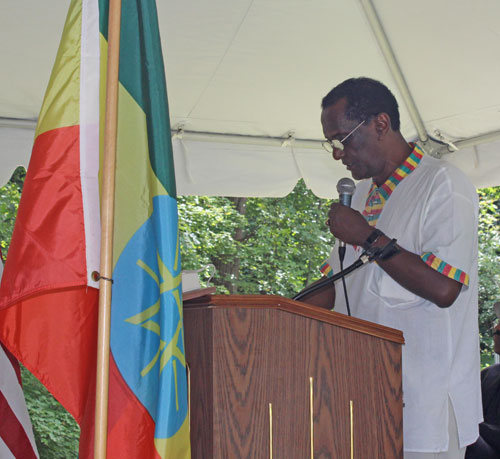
{"left": 94, "top": 0, "right": 122, "bottom": 457}
{"left": 359, "top": 0, "right": 428, "bottom": 143}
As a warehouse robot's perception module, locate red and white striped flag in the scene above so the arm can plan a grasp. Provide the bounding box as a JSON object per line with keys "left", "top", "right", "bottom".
{"left": 0, "top": 247, "right": 39, "bottom": 458}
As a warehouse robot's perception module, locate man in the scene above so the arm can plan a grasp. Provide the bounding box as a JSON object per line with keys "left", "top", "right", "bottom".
{"left": 301, "top": 77, "right": 482, "bottom": 458}
{"left": 465, "top": 315, "right": 500, "bottom": 458}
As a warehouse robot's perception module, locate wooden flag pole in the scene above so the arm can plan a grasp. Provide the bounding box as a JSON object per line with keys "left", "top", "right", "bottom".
{"left": 94, "top": 0, "right": 122, "bottom": 457}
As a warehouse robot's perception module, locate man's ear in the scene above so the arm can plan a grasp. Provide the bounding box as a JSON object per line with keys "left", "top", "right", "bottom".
{"left": 374, "top": 113, "right": 391, "bottom": 138}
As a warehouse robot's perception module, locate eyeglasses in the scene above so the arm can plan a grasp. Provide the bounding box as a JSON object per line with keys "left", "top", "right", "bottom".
{"left": 322, "top": 119, "right": 366, "bottom": 154}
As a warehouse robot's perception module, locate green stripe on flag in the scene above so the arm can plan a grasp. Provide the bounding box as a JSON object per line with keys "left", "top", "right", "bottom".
{"left": 99, "top": 0, "right": 176, "bottom": 196}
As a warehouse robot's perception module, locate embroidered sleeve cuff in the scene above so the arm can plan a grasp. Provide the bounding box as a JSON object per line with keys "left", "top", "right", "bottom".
{"left": 319, "top": 261, "right": 334, "bottom": 278}
{"left": 421, "top": 252, "right": 469, "bottom": 286}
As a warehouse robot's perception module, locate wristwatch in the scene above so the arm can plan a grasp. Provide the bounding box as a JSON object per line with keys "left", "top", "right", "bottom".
{"left": 363, "top": 228, "right": 383, "bottom": 250}
{"left": 362, "top": 229, "right": 400, "bottom": 261}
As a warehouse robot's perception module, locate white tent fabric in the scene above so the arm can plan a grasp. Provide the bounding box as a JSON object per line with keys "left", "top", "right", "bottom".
{"left": 1, "top": 0, "right": 500, "bottom": 196}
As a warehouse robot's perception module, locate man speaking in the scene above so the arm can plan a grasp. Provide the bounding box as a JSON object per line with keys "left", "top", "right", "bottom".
{"left": 301, "top": 77, "right": 482, "bottom": 458}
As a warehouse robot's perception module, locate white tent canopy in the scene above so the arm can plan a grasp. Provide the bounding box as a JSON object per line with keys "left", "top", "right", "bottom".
{"left": 2, "top": 0, "right": 500, "bottom": 197}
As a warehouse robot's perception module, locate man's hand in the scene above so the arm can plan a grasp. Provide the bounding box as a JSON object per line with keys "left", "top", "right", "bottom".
{"left": 327, "top": 203, "right": 373, "bottom": 246}
{"left": 295, "top": 277, "right": 336, "bottom": 310}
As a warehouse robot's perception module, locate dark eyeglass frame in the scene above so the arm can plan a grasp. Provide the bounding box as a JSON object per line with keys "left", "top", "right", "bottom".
{"left": 322, "top": 119, "right": 366, "bottom": 154}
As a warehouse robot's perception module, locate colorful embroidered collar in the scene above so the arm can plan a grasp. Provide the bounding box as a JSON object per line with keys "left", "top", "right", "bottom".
{"left": 363, "top": 144, "right": 424, "bottom": 226}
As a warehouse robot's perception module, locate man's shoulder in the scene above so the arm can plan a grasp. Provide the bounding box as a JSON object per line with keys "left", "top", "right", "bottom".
{"left": 482, "top": 363, "right": 500, "bottom": 377}
{"left": 412, "top": 155, "right": 477, "bottom": 200}
{"left": 481, "top": 363, "right": 500, "bottom": 394}
{"left": 418, "top": 155, "right": 472, "bottom": 183}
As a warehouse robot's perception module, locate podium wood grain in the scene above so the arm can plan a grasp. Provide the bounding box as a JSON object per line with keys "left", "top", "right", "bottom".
{"left": 184, "top": 295, "right": 403, "bottom": 458}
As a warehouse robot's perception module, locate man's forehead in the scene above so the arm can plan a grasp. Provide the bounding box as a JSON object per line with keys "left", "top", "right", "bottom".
{"left": 321, "top": 98, "right": 350, "bottom": 133}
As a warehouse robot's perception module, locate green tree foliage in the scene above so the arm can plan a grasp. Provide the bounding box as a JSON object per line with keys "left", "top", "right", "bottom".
{"left": 0, "top": 167, "right": 25, "bottom": 260}
{"left": 477, "top": 187, "right": 500, "bottom": 365}
{"left": 178, "top": 180, "right": 334, "bottom": 296}
{"left": 178, "top": 196, "right": 247, "bottom": 293}
{"left": 237, "top": 185, "right": 334, "bottom": 295}
{"left": 20, "top": 366, "right": 80, "bottom": 458}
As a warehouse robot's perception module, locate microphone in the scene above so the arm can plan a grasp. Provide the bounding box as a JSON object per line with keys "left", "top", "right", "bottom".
{"left": 336, "top": 177, "right": 356, "bottom": 255}
{"left": 336, "top": 177, "right": 356, "bottom": 316}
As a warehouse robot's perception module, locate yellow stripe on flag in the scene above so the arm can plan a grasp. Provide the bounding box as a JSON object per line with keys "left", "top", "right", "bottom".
{"left": 154, "top": 415, "right": 191, "bottom": 459}
{"left": 111, "top": 84, "right": 167, "bottom": 268}
{"left": 36, "top": 0, "right": 81, "bottom": 137}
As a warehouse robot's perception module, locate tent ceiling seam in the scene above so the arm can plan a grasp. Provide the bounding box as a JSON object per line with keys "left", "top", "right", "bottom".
{"left": 185, "top": 0, "right": 256, "bottom": 120}
{"left": 0, "top": 118, "right": 37, "bottom": 130}
{"left": 3, "top": 118, "right": 500, "bottom": 157}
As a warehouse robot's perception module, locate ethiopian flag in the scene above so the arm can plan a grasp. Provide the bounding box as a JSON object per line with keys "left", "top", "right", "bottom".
{"left": 0, "top": 0, "right": 190, "bottom": 457}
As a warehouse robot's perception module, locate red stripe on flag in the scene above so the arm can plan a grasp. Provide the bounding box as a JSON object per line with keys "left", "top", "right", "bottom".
{"left": 78, "top": 355, "right": 161, "bottom": 459}
{"left": 0, "top": 126, "right": 87, "bottom": 310}
{"left": 0, "top": 391, "right": 38, "bottom": 459}
{"left": 107, "top": 355, "right": 161, "bottom": 458}
{"left": 0, "top": 287, "right": 99, "bottom": 424}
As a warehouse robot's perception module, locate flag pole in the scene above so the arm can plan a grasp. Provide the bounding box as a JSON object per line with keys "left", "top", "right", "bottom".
{"left": 94, "top": 0, "right": 122, "bottom": 457}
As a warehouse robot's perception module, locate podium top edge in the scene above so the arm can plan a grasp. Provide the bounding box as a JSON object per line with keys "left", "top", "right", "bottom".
{"left": 183, "top": 294, "right": 404, "bottom": 345}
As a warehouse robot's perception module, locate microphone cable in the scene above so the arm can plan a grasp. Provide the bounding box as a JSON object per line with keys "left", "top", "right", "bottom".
{"left": 338, "top": 246, "right": 352, "bottom": 316}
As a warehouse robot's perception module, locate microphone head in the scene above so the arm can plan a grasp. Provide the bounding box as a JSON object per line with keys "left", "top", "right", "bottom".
{"left": 336, "top": 177, "right": 356, "bottom": 196}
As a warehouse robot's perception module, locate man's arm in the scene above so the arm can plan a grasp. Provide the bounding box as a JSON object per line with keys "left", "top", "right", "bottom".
{"left": 327, "top": 203, "right": 462, "bottom": 308}
{"left": 366, "top": 232, "right": 461, "bottom": 307}
{"left": 296, "top": 277, "right": 336, "bottom": 310}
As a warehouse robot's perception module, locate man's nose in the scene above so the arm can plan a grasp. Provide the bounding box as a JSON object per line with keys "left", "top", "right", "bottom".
{"left": 332, "top": 148, "right": 345, "bottom": 161}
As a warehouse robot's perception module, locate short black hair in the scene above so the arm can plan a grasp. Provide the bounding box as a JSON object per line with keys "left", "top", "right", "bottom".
{"left": 321, "top": 77, "right": 400, "bottom": 131}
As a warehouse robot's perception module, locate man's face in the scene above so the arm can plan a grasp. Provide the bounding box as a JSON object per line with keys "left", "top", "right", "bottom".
{"left": 321, "top": 98, "right": 383, "bottom": 181}
{"left": 494, "top": 320, "right": 500, "bottom": 355}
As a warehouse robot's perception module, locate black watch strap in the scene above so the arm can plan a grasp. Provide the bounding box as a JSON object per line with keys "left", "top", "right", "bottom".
{"left": 363, "top": 229, "right": 383, "bottom": 250}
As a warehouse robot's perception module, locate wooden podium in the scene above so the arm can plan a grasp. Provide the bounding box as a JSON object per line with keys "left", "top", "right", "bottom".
{"left": 183, "top": 294, "right": 404, "bottom": 458}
